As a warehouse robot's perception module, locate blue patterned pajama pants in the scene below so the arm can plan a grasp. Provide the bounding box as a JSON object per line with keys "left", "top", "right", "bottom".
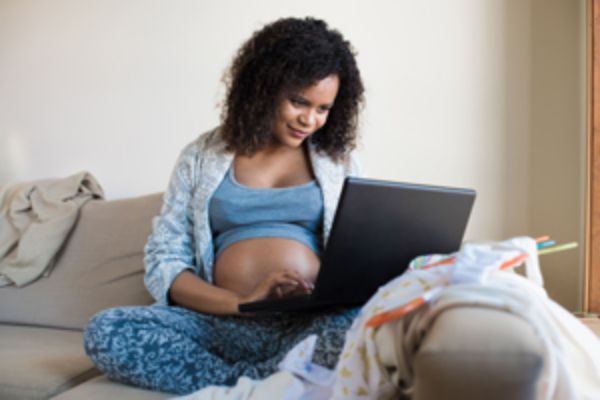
{"left": 83, "top": 305, "right": 359, "bottom": 395}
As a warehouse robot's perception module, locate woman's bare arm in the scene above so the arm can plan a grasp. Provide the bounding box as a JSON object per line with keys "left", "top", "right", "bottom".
{"left": 168, "top": 271, "right": 240, "bottom": 314}
{"left": 168, "top": 269, "right": 311, "bottom": 315}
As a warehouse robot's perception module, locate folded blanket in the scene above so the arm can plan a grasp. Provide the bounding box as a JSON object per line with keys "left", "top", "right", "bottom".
{"left": 0, "top": 171, "right": 104, "bottom": 287}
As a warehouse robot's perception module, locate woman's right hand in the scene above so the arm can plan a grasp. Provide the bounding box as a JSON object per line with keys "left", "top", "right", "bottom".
{"left": 238, "top": 269, "right": 313, "bottom": 306}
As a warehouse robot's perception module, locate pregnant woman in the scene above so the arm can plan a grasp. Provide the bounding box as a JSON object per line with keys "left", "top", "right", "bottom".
{"left": 84, "top": 17, "right": 365, "bottom": 395}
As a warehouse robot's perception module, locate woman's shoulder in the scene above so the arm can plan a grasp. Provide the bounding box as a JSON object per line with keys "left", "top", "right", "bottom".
{"left": 188, "top": 126, "right": 222, "bottom": 150}
{"left": 308, "top": 145, "right": 365, "bottom": 195}
{"left": 311, "top": 145, "right": 364, "bottom": 177}
{"left": 178, "top": 126, "right": 226, "bottom": 158}
{"left": 344, "top": 149, "right": 365, "bottom": 177}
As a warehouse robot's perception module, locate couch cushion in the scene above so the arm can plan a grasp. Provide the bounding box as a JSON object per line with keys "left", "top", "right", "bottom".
{"left": 0, "top": 193, "right": 163, "bottom": 330}
{"left": 0, "top": 325, "right": 99, "bottom": 400}
{"left": 50, "top": 375, "right": 171, "bottom": 400}
{"left": 413, "top": 306, "right": 544, "bottom": 400}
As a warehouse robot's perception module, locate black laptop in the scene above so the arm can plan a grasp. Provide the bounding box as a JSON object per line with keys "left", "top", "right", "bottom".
{"left": 238, "top": 177, "right": 476, "bottom": 313}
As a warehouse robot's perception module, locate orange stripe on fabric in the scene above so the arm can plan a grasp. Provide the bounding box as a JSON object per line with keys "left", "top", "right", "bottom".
{"left": 365, "top": 297, "right": 426, "bottom": 328}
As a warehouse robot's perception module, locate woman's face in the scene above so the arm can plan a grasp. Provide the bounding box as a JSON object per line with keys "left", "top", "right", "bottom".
{"left": 271, "top": 74, "right": 340, "bottom": 150}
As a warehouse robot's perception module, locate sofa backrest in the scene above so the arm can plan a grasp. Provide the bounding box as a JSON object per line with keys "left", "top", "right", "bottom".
{"left": 0, "top": 192, "right": 163, "bottom": 330}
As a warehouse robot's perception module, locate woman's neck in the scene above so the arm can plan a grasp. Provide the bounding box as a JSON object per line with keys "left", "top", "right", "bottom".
{"left": 252, "top": 140, "right": 308, "bottom": 161}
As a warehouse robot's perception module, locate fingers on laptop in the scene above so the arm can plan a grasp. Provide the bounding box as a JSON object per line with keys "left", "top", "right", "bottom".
{"left": 265, "top": 270, "right": 313, "bottom": 298}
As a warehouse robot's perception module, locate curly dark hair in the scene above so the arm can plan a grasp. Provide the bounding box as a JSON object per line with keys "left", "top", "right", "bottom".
{"left": 220, "top": 17, "right": 365, "bottom": 160}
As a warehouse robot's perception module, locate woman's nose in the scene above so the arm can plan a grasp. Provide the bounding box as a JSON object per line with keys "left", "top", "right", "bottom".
{"left": 299, "top": 110, "right": 316, "bottom": 126}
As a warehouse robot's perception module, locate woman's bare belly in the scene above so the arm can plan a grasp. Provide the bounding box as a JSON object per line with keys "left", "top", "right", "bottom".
{"left": 213, "top": 238, "right": 320, "bottom": 297}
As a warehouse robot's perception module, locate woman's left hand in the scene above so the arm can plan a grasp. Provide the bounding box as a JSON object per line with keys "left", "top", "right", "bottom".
{"left": 273, "top": 279, "right": 314, "bottom": 298}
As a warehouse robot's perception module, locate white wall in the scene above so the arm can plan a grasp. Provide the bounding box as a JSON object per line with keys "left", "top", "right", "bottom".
{"left": 0, "top": 0, "right": 585, "bottom": 310}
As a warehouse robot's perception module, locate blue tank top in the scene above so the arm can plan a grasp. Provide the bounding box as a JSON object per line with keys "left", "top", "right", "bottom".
{"left": 209, "top": 166, "right": 324, "bottom": 257}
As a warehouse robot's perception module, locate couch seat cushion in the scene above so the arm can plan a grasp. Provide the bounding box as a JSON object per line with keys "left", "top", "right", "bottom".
{"left": 50, "top": 375, "right": 171, "bottom": 400}
{"left": 0, "top": 325, "right": 98, "bottom": 400}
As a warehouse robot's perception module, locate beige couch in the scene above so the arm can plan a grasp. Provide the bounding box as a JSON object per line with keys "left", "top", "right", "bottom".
{"left": 0, "top": 194, "right": 545, "bottom": 400}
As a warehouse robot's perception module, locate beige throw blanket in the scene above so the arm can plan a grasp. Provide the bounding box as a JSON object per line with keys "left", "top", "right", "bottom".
{"left": 0, "top": 171, "right": 104, "bottom": 287}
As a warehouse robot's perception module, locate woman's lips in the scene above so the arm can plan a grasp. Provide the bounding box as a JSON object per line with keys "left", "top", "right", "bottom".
{"left": 288, "top": 126, "right": 310, "bottom": 138}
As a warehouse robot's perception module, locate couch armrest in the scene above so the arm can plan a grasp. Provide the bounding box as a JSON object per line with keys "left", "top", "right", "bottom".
{"left": 413, "top": 307, "right": 544, "bottom": 400}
